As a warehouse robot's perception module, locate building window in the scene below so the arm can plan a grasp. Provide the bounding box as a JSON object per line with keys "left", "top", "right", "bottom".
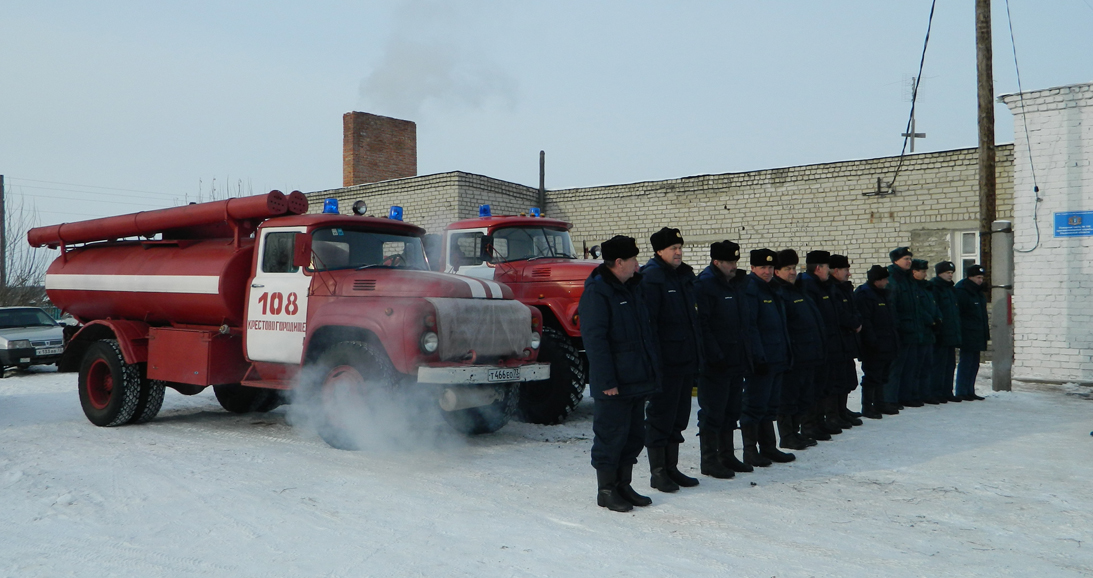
{"left": 952, "top": 230, "right": 979, "bottom": 281}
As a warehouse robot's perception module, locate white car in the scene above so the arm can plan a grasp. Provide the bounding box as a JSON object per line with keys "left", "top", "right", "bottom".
{"left": 0, "top": 307, "right": 65, "bottom": 375}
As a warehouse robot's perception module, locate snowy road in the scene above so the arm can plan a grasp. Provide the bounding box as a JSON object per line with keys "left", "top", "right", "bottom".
{"left": 2, "top": 367, "right": 1091, "bottom": 578}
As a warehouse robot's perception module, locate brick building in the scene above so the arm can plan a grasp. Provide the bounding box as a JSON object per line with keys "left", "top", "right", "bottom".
{"left": 1001, "top": 82, "right": 1093, "bottom": 385}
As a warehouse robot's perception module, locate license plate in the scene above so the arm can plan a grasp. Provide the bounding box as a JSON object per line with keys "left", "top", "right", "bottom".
{"left": 36, "top": 347, "right": 63, "bottom": 356}
{"left": 487, "top": 368, "right": 519, "bottom": 382}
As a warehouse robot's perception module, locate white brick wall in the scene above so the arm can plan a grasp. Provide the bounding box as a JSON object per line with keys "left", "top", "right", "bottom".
{"left": 1002, "top": 82, "right": 1093, "bottom": 383}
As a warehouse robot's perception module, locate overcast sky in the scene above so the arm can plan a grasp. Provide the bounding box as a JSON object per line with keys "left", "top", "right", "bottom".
{"left": 3, "top": 1, "right": 1092, "bottom": 226}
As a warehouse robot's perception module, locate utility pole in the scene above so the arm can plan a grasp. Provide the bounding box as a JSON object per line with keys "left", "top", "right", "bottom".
{"left": 976, "top": 0, "right": 996, "bottom": 290}
{"left": 0, "top": 174, "right": 6, "bottom": 288}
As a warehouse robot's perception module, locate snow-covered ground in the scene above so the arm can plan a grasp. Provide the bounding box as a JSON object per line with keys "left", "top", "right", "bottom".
{"left": 2, "top": 366, "right": 1091, "bottom": 578}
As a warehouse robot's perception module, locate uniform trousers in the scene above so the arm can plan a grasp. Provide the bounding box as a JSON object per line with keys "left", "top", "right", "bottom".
{"left": 931, "top": 345, "right": 957, "bottom": 399}
{"left": 645, "top": 371, "right": 694, "bottom": 448}
{"left": 741, "top": 372, "right": 783, "bottom": 426}
{"left": 591, "top": 395, "right": 647, "bottom": 470}
{"left": 898, "top": 344, "right": 931, "bottom": 403}
{"left": 779, "top": 365, "right": 816, "bottom": 417}
{"left": 955, "top": 349, "right": 981, "bottom": 397}
{"left": 860, "top": 357, "right": 893, "bottom": 395}
{"left": 696, "top": 371, "right": 744, "bottom": 433}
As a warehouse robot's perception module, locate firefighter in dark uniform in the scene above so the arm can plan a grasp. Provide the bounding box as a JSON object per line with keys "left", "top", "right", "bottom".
{"left": 695, "top": 240, "right": 753, "bottom": 478}
{"left": 855, "top": 265, "right": 900, "bottom": 418}
{"left": 772, "top": 249, "right": 824, "bottom": 451}
{"left": 955, "top": 264, "right": 989, "bottom": 401}
{"left": 741, "top": 249, "right": 794, "bottom": 466}
{"left": 927, "top": 261, "right": 963, "bottom": 403}
{"left": 798, "top": 250, "right": 848, "bottom": 438}
{"left": 641, "top": 227, "right": 703, "bottom": 492}
{"left": 829, "top": 254, "right": 864, "bottom": 425}
{"left": 579, "top": 235, "right": 660, "bottom": 512}
{"left": 911, "top": 258, "right": 942, "bottom": 404}
{"left": 886, "top": 247, "right": 921, "bottom": 408}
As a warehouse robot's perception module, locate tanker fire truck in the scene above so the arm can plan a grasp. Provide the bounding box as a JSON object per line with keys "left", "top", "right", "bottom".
{"left": 28, "top": 191, "right": 548, "bottom": 447}
{"left": 437, "top": 206, "right": 600, "bottom": 425}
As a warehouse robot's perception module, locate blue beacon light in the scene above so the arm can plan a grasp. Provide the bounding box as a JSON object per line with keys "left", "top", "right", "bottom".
{"left": 529, "top": 207, "right": 541, "bottom": 217}
{"left": 322, "top": 198, "right": 339, "bottom": 214}
{"left": 479, "top": 204, "right": 492, "bottom": 217}
{"left": 388, "top": 206, "right": 404, "bottom": 221}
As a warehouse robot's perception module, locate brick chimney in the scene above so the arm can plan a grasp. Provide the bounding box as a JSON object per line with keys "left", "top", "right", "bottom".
{"left": 342, "top": 112, "right": 417, "bottom": 187}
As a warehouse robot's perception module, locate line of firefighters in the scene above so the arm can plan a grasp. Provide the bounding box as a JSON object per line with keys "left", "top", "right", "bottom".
{"left": 578, "top": 229, "right": 990, "bottom": 512}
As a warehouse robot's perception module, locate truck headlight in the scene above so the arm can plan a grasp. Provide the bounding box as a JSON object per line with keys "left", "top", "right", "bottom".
{"left": 529, "top": 332, "right": 541, "bottom": 350}
{"left": 6, "top": 340, "right": 31, "bottom": 350}
{"left": 420, "top": 332, "right": 439, "bottom": 354}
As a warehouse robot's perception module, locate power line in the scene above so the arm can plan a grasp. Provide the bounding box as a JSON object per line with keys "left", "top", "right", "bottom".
{"left": 1006, "top": 0, "right": 1042, "bottom": 253}
{"left": 7, "top": 177, "right": 183, "bottom": 198}
{"left": 886, "top": 0, "right": 938, "bottom": 194}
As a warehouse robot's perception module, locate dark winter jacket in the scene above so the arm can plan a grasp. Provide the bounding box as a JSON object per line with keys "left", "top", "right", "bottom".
{"left": 641, "top": 256, "right": 703, "bottom": 370}
{"left": 955, "top": 278, "right": 990, "bottom": 352}
{"left": 887, "top": 264, "right": 920, "bottom": 343}
{"left": 832, "top": 279, "right": 863, "bottom": 359}
{"left": 695, "top": 266, "right": 752, "bottom": 376}
{"left": 799, "top": 272, "right": 842, "bottom": 360}
{"left": 743, "top": 272, "right": 792, "bottom": 374}
{"left": 927, "top": 276, "right": 962, "bottom": 347}
{"left": 914, "top": 278, "right": 942, "bottom": 346}
{"left": 773, "top": 276, "right": 826, "bottom": 369}
{"left": 854, "top": 281, "right": 899, "bottom": 361}
{"left": 579, "top": 264, "right": 661, "bottom": 399}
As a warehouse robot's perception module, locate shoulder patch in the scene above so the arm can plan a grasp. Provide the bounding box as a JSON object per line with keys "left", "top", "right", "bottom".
{"left": 794, "top": 299, "right": 804, "bottom": 303}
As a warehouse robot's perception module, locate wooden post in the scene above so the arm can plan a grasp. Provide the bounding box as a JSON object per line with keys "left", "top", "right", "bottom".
{"left": 976, "top": 0, "right": 995, "bottom": 291}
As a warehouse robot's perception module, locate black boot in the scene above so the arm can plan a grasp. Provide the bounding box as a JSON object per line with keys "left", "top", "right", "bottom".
{"left": 596, "top": 469, "right": 633, "bottom": 512}
{"left": 861, "top": 386, "right": 883, "bottom": 419}
{"left": 617, "top": 463, "right": 652, "bottom": 506}
{"left": 717, "top": 428, "right": 753, "bottom": 473}
{"left": 793, "top": 414, "right": 817, "bottom": 446}
{"left": 777, "top": 414, "right": 808, "bottom": 450}
{"left": 741, "top": 423, "right": 772, "bottom": 467}
{"left": 840, "top": 393, "right": 864, "bottom": 425}
{"left": 699, "top": 431, "right": 735, "bottom": 479}
{"left": 647, "top": 447, "right": 679, "bottom": 493}
{"left": 665, "top": 443, "right": 700, "bottom": 487}
{"left": 800, "top": 406, "right": 832, "bottom": 441}
{"left": 822, "top": 396, "right": 847, "bottom": 434}
{"left": 759, "top": 420, "right": 795, "bottom": 462}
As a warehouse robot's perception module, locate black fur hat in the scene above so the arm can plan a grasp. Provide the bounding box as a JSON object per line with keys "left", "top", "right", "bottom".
{"left": 830, "top": 254, "right": 850, "bottom": 269}
{"left": 710, "top": 240, "right": 741, "bottom": 262}
{"left": 805, "top": 250, "right": 830, "bottom": 265}
{"left": 889, "top": 246, "right": 913, "bottom": 262}
{"left": 867, "top": 265, "right": 890, "bottom": 282}
{"left": 935, "top": 261, "right": 956, "bottom": 274}
{"left": 650, "top": 227, "right": 684, "bottom": 252}
{"left": 775, "top": 249, "right": 799, "bottom": 269}
{"left": 750, "top": 248, "right": 777, "bottom": 267}
{"left": 600, "top": 235, "right": 639, "bottom": 263}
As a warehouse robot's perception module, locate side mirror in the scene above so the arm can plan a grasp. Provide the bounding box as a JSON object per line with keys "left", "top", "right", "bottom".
{"left": 292, "top": 233, "right": 312, "bottom": 269}
{"left": 589, "top": 245, "right": 601, "bottom": 259}
{"left": 481, "top": 235, "right": 495, "bottom": 262}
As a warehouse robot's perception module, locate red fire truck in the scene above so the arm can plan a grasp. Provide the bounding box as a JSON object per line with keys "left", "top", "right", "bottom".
{"left": 437, "top": 207, "right": 600, "bottom": 424}
{"left": 28, "top": 192, "right": 547, "bottom": 447}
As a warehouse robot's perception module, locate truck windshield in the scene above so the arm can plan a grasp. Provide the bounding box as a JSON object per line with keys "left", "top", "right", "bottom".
{"left": 493, "top": 227, "right": 577, "bottom": 262}
{"left": 0, "top": 308, "right": 58, "bottom": 329}
{"left": 309, "top": 227, "right": 428, "bottom": 271}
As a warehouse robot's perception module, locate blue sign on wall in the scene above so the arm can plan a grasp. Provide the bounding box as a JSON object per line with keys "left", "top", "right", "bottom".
{"left": 1054, "top": 211, "right": 1093, "bottom": 237}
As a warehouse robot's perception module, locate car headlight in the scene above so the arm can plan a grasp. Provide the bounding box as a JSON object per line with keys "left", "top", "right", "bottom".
{"left": 7, "top": 340, "right": 32, "bottom": 350}
{"left": 529, "top": 332, "right": 541, "bottom": 350}
{"left": 420, "top": 331, "right": 439, "bottom": 354}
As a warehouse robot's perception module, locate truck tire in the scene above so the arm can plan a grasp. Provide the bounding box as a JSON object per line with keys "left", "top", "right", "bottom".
{"left": 516, "top": 327, "right": 585, "bottom": 425}
{"left": 129, "top": 377, "right": 166, "bottom": 424}
{"left": 78, "top": 340, "right": 141, "bottom": 427}
{"left": 309, "top": 341, "right": 397, "bottom": 450}
{"left": 443, "top": 383, "right": 519, "bottom": 435}
{"left": 214, "top": 384, "right": 282, "bottom": 414}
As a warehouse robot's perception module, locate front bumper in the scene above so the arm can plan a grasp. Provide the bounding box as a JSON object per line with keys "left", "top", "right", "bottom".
{"left": 417, "top": 362, "right": 550, "bottom": 384}
{"left": 0, "top": 348, "right": 61, "bottom": 367}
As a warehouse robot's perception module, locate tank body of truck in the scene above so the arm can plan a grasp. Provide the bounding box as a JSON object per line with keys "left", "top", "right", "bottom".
{"left": 30, "top": 191, "right": 547, "bottom": 445}
{"left": 438, "top": 213, "right": 601, "bottom": 424}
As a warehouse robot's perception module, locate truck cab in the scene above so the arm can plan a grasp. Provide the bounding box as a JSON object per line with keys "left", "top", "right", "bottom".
{"left": 439, "top": 207, "right": 600, "bottom": 424}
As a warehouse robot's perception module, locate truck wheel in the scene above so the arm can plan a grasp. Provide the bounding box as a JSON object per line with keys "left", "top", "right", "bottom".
{"left": 443, "top": 384, "right": 518, "bottom": 435}
{"left": 214, "top": 384, "right": 282, "bottom": 413}
{"left": 516, "top": 327, "right": 585, "bottom": 425}
{"left": 310, "top": 341, "right": 397, "bottom": 450}
{"left": 129, "top": 377, "right": 166, "bottom": 424}
{"left": 78, "top": 340, "right": 142, "bottom": 427}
